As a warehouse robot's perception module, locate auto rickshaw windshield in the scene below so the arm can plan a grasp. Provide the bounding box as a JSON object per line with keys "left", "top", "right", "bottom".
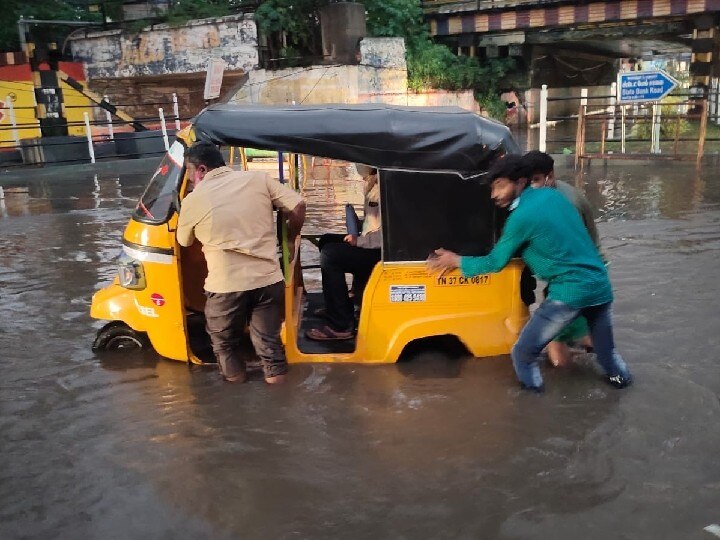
{"left": 133, "top": 141, "right": 185, "bottom": 224}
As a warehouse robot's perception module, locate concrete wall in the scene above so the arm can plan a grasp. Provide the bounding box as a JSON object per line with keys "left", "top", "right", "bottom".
{"left": 231, "top": 37, "right": 478, "bottom": 112}
{"left": 69, "top": 14, "right": 258, "bottom": 80}
{"left": 406, "top": 90, "right": 480, "bottom": 113}
{"left": 232, "top": 38, "right": 408, "bottom": 105}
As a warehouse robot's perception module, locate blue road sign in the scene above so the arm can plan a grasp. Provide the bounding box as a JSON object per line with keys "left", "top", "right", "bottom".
{"left": 617, "top": 70, "right": 679, "bottom": 103}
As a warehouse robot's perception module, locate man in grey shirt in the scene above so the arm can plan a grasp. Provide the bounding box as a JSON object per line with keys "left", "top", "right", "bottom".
{"left": 522, "top": 150, "right": 600, "bottom": 367}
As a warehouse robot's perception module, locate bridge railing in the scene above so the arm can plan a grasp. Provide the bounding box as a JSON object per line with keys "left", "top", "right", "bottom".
{"left": 0, "top": 96, "right": 191, "bottom": 168}
{"left": 533, "top": 82, "right": 720, "bottom": 168}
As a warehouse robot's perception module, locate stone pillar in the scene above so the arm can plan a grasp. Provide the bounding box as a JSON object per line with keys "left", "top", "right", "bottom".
{"left": 690, "top": 15, "right": 720, "bottom": 98}
{"left": 28, "top": 42, "right": 68, "bottom": 137}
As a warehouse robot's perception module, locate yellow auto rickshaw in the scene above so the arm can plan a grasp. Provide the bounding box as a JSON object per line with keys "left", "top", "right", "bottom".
{"left": 91, "top": 103, "right": 527, "bottom": 364}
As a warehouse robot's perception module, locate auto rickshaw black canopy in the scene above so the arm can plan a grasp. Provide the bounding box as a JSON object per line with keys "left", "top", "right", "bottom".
{"left": 192, "top": 103, "right": 520, "bottom": 178}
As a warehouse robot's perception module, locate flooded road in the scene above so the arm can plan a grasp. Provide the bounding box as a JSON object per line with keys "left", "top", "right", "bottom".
{"left": 1, "top": 157, "right": 719, "bottom": 538}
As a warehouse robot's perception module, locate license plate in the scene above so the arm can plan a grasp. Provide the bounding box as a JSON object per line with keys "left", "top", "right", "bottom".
{"left": 435, "top": 274, "right": 490, "bottom": 286}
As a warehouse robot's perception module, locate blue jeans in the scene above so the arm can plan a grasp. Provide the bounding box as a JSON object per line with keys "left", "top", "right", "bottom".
{"left": 511, "top": 300, "right": 631, "bottom": 388}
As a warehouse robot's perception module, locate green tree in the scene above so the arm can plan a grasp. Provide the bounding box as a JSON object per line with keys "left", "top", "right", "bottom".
{"left": 364, "top": 0, "right": 424, "bottom": 44}
{"left": 362, "top": 0, "right": 517, "bottom": 118}
{"left": 165, "top": 0, "right": 236, "bottom": 24}
{"left": 254, "top": 0, "right": 324, "bottom": 56}
{"left": 0, "top": 0, "right": 97, "bottom": 52}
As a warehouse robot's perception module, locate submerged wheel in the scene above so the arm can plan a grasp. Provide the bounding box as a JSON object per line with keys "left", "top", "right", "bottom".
{"left": 92, "top": 322, "right": 150, "bottom": 352}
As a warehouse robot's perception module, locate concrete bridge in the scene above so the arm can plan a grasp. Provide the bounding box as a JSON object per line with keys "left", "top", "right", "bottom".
{"left": 423, "top": 0, "right": 720, "bottom": 89}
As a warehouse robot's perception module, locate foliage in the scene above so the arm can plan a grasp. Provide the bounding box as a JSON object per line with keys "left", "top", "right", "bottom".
{"left": 0, "top": 0, "right": 99, "bottom": 51}
{"left": 252, "top": 0, "right": 517, "bottom": 112}
{"left": 629, "top": 96, "right": 691, "bottom": 139}
{"left": 0, "top": 0, "right": 520, "bottom": 121}
{"left": 364, "top": 0, "right": 425, "bottom": 44}
{"left": 476, "top": 88, "right": 511, "bottom": 121}
{"left": 363, "top": 0, "right": 518, "bottom": 120}
{"left": 254, "top": 0, "right": 324, "bottom": 52}
{"left": 164, "top": 0, "right": 234, "bottom": 25}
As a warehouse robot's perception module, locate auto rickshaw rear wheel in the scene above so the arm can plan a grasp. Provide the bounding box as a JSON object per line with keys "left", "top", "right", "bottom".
{"left": 93, "top": 322, "right": 151, "bottom": 351}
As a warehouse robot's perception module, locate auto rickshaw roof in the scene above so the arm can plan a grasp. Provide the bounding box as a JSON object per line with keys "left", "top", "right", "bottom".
{"left": 192, "top": 103, "right": 520, "bottom": 178}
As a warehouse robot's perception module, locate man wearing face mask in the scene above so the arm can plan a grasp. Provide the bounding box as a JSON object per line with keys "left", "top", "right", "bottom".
{"left": 523, "top": 150, "right": 603, "bottom": 366}
{"left": 427, "top": 154, "right": 632, "bottom": 393}
{"left": 176, "top": 142, "right": 306, "bottom": 384}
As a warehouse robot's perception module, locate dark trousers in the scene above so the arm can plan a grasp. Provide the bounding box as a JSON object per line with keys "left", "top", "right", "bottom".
{"left": 520, "top": 266, "right": 537, "bottom": 306}
{"left": 319, "top": 233, "right": 381, "bottom": 331}
{"left": 204, "top": 281, "right": 287, "bottom": 379}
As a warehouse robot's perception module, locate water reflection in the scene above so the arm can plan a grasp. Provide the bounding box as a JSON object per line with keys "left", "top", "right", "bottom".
{"left": 555, "top": 159, "right": 720, "bottom": 221}
{"left": 2, "top": 158, "right": 720, "bottom": 537}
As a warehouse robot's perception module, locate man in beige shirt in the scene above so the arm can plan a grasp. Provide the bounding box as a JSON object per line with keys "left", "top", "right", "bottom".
{"left": 177, "top": 142, "right": 305, "bottom": 383}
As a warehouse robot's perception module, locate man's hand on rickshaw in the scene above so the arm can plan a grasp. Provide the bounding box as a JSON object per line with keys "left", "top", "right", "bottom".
{"left": 343, "top": 234, "right": 357, "bottom": 246}
{"left": 427, "top": 248, "right": 461, "bottom": 275}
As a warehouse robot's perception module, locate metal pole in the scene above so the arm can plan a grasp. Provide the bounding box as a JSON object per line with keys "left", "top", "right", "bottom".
{"left": 240, "top": 147, "right": 248, "bottom": 171}
{"left": 6, "top": 96, "right": 19, "bottom": 147}
{"left": 103, "top": 95, "right": 114, "bottom": 141}
{"left": 539, "top": 84, "right": 548, "bottom": 152}
{"left": 697, "top": 98, "right": 708, "bottom": 168}
{"left": 278, "top": 151, "right": 290, "bottom": 279}
{"left": 715, "top": 78, "right": 720, "bottom": 126}
{"left": 650, "top": 104, "right": 656, "bottom": 153}
{"left": 172, "top": 93, "right": 181, "bottom": 131}
{"left": 574, "top": 103, "right": 584, "bottom": 169}
{"left": 710, "top": 79, "right": 715, "bottom": 124}
{"left": 17, "top": 18, "right": 26, "bottom": 54}
{"left": 607, "top": 82, "right": 617, "bottom": 140}
{"left": 621, "top": 105, "right": 626, "bottom": 154}
{"left": 159, "top": 108, "right": 169, "bottom": 151}
{"left": 650, "top": 103, "right": 662, "bottom": 154}
{"left": 83, "top": 112, "right": 96, "bottom": 164}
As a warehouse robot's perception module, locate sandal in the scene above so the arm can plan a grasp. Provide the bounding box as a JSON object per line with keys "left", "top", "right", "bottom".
{"left": 306, "top": 325, "right": 355, "bottom": 341}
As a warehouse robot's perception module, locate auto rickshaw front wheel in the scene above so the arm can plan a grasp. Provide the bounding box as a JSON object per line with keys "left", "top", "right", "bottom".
{"left": 92, "top": 322, "right": 151, "bottom": 351}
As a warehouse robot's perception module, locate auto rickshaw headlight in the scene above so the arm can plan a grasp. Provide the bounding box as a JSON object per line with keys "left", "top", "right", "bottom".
{"left": 117, "top": 253, "right": 146, "bottom": 290}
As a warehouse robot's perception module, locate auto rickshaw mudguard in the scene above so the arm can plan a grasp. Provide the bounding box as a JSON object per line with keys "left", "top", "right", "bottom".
{"left": 91, "top": 281, "right": 189, "bottom": 361}
{"left": 91, "top": 281, "right": 150, "bottom": 333}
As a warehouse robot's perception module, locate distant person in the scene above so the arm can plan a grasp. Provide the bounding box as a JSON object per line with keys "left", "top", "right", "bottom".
{"left": 523, "top": 150, "right": 600, "bottom": 367}
{"left": 306, "top": 165, "right": 381, "bottom": 341}
{"left": 176, "top": 142, "right": 306, "bottom": 384}
{"left": 427, "top": 155, "right": 632, "bottom": 392}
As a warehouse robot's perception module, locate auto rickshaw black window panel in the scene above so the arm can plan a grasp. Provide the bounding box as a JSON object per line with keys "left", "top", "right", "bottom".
{"left": 133, "top": 142, "right": 184, "bottom": 224}
{"left": 380, "top": 170, "right": 503, "bottom": 262}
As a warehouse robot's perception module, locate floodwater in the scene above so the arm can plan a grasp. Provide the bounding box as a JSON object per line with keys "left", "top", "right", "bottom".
{"left": 1, "top": 157, "right": 719, "bottom": 539}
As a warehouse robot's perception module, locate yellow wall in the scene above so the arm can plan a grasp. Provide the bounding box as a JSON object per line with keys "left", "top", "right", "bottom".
{"left": 0, "top": 81, "right": 40, "bottom": 147}
{"left": 61, "top": 78, "right": 94, "bottom": 138}
{"left": 0, "top": 64, "right": 93, "bottom": 148}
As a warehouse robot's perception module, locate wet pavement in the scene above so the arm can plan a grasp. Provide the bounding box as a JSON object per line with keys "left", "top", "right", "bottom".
{"left": 1, "top": 157, "right": 719, "bottom": 539}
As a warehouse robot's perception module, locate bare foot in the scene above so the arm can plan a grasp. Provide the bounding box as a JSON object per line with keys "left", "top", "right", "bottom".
{"left": 547, "top": 341, "right": 571, "bottom": 367}
{"left": 265, "top": 374, "right": 287, "bottom": 385}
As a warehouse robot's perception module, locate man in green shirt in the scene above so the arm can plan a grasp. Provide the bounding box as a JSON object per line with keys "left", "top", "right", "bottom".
{"left": 524, "top": 150, "right": 596, "bottom": 367}
{"left": 427, "top": 155, "right": 632, "bottom": 392}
